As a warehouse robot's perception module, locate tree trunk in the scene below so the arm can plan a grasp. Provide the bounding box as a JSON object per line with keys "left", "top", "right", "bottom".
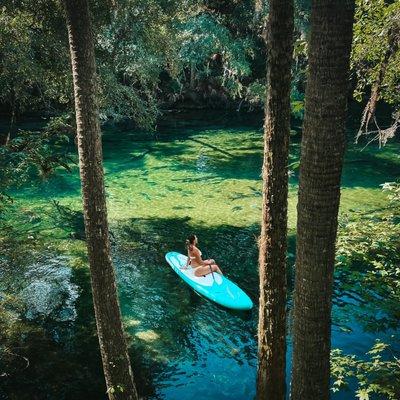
{"left": 0, "top": 90, "right": 15, "bottom": 146}
{"left": 257, "top": 1, "right": 293, "bottom": 399}
{"left": 358, "top": 27, "right": 399, "bottom": 134}
{"left": 291, "top": 1, "right": 355, "bottom": 399}
{"left": 63, "top": 1, "right": 138, "bottom": 399}
{"left": 190, "top": 62, "right": 196, "bottom": 89}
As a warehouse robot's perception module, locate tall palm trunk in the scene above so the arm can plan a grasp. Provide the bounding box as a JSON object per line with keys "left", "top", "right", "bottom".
{"left": 63, "top": 1, "right": 138, "bottom": 399}
{"left": 291, "top": 1, "right": 355, "bottom": 399}
{"left": 257, "top": 1, "right": 293, "bottom": 399}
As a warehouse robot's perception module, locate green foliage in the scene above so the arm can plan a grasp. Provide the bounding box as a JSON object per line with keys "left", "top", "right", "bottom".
{"left": 352, "top": 0, "right": 400, "bottom": 106}
{"left": 2, "top": 0, "right": 399, "bottom": 126}
{"left": 245, "top": 81, "right": 265, "bottom": 108}
{"left": 0, "top": 2, "right": 71, "bottom": 113}
{"left": 0, "top": 293, "right": 38, "bottom": 378}
{"left": 96, "top": 0, "right": 189, "bottom": 125}
{"left": 0, "top": 116, "right": 74, "bottom": 211}
{"left": 381, "top": 181, "right": 400, "bottom": 204}
{"left": 0, "top": 0, "right": 313, "bottom": 120}
{"left": 333, "top": 183, "right": 400, "bottom": 398}
{"left": 0, "top": 0, "right": 183, "bottom": 127}
{"left": 98, "top": 66, "right": 159, "bottom": 127}
{"left": 335, "top": 210, "right": 400, "bottom": 331}
{"left": 290, "top": 0, "right": 309, "bottom": 118}
{"left": 290, "top": 85, "right": 305, "bottom": 119}
{"left": 331, "top": 340, "right": 400, "bottom": 400}
{"left": 178, "top": 13, "right": 254, "bottom": 97}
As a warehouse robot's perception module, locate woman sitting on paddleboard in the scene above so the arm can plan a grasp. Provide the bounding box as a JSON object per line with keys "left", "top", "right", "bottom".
{"left": 185, "top": 234, "right": 223, "bottom": 276}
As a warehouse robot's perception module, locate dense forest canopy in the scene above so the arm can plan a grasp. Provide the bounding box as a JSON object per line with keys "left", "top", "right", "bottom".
{"left": 0, "top": 0, "right": 309, "bottom": 121}
{"left": 1, "top": 0, "right": 398, "bottom": 127}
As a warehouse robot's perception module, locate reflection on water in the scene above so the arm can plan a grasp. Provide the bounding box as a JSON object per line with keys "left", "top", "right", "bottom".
{"left": 2, "top": 113, "right": 400, "bottom": 399}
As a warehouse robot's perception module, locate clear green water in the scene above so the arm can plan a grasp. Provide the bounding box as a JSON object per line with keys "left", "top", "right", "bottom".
{"left": 2, "top": 113, "right": 399, "bottom": 399}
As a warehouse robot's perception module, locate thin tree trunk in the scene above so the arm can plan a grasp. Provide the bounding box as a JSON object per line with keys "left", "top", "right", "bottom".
{"left": 358, "top": 27, "right": 399, "bottom": 135}
{"left": 190, "top": 62, "right": 196, "bottom": 89}
{"left": 1, "top": 90, "right": 15, "bottom": 146}
{"left": 291, "top": 1, "right": 355, "bottom": 399}
{"left": 257, "top": 1, "right": 293, "bottom": 399}
{"left": 63, "top": 1, "right": 138, "bottom": 399}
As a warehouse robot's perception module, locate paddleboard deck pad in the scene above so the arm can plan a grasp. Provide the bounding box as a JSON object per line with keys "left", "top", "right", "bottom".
{"left": 165, "top": 251, "right": 253, "bottom": 310}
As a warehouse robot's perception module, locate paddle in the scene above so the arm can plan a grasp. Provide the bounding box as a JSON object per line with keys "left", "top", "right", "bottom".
{"left": 204, "top": 251, "right": 216, "bottom": 282}
{"left": 209, "top": 264, "right": 216, "bottom": 282}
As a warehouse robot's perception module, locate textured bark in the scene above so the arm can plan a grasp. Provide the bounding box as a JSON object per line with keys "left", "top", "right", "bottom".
{"left": 256, "top": 1, "right": 293, "bottom": 399}
{"left": 291, "top": 1, "right": 355, "bottom": 400}
{"left": 63, "top": 1, "right": 138, "bottom": 399}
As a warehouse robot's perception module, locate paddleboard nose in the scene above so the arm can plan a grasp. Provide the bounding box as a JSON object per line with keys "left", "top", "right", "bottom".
{"left": 233, "top": 291, "right": 253, "bottom": 310}
{"left": 241, "top": 296, "right": 253, "bottom": 310}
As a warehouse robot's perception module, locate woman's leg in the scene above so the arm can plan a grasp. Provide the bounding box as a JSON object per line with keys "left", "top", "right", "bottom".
{"left": 211, "top": 264, "right": 223, "bottom": 275}
{"left": 194, "top": 266, "right": 212, "bottom": 277}
{"left": 194, "top": 264, "right": 223, "bottom": 277}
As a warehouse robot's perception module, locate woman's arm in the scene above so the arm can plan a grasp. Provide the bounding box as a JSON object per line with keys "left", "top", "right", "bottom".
{"left": 183, "top": 248, "right": 191, "bottom": 269}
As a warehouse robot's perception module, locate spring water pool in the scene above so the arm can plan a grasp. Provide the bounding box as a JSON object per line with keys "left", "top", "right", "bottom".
{"left": 2, "top": 114, "right": 399, "bottom": 399}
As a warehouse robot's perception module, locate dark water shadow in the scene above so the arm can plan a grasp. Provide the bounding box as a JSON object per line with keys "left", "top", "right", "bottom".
{"left": 341, "top": 145, "right": 400, "bottom": 189}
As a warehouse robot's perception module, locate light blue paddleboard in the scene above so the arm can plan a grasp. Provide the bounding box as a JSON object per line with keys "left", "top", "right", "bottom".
{"left": 165, "top": 251, "right": 253, "bottom": 310}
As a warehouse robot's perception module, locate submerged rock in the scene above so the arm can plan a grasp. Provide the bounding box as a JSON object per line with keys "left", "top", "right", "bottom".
{"left": 135, "top": 330, "right": 160, "bottom": 342}
{"left": 21, "top": 256, "right": 79, "bottom": 322}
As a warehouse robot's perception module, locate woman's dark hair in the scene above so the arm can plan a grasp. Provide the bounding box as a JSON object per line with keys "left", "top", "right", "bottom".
{"left": 185, "top": 234, "right": 196, "bottom": 250}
